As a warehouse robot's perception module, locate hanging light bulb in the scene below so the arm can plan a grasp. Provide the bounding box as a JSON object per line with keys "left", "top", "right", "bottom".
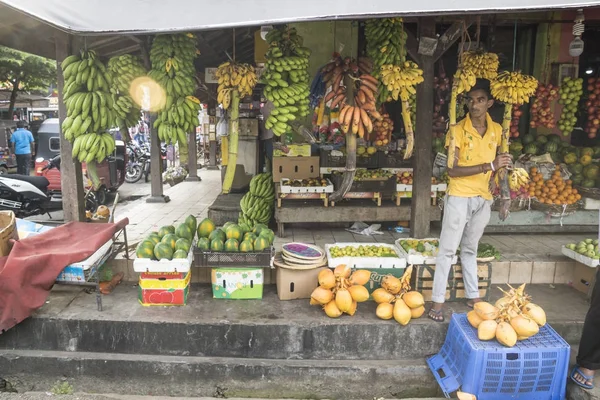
{"left": 569, "top": 9, "right": 585, "bottom": 57}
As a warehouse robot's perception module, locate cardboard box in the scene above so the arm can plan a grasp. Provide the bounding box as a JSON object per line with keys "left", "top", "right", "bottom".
{"left": 572, "top": 262, "right": 597, "bottom": 297}
{"left": 138, "top": 270, "right": 191, "bottom": 306}
{"left": 272, "top": 156, "right": 319, "bottom": 182}
{"left": 239, "top": 118, "right": 259, "bottom": 137}
{"left": 276, "top": 266, "right": 328, "bottom": 300}
{"left": 212, "top": 268, "right": 264, "bottom": 299}
{"left": 364, "top": 268, "right": 406, "bottom": 297}
{"left": 273, "top": 144, "right": 312, "bottom": 157}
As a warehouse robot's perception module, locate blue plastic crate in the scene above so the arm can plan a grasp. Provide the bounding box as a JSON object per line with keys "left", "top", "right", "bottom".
{"left": 427, "top": 313, "right": 570, "bottom": 399}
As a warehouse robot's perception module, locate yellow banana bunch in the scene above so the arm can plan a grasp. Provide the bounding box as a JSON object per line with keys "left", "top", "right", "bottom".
{"left": 216, "top": 61, "right": 258, "bottom": 110}
{"left": 491, "top": 71, "right": 538, "bottom": 105}
{"left": 461, "top": 51, "right": 499, "bottom": 80}
{"left": 454, "top": 68, "right": 478, "bottom": 94}
{"left": 149, "top": 33, "right": 200, "bottom": 145}
{"left": 380, "top": 61, "right": 424, "bottom": 101}
{"left": 495, "top": 168, "right": 530, "bottom": 191}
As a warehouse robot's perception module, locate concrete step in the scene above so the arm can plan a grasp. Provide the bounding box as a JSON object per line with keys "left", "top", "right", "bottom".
{"left": 568, "top": 383, "right": 600, "bottom": 400}
{"left": 0, "top": 349, "right": 441, "bottom": 399}
{"left": 0, "top": 394, "right": 448, "bottom": 400}
{"left": 0, "top": 284, "right": 586, "bottom": 361}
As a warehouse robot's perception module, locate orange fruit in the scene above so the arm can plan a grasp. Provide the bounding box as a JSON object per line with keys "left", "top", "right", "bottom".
{"left": 572, "top": 189, "right": 578, "bottom": 195}
{"left": 555, "top": 199, "right": 562, "bottom": 205}
{"left": 576, "top": 194, "right": 582, "bottom": 200}
{"left": 566, "top": 180, "right": 573, "bottom": 185}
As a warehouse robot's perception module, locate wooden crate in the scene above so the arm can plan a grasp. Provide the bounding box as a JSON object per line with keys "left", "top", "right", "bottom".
{"left": 412, "top": 263, "right": 492, "bottom": 302}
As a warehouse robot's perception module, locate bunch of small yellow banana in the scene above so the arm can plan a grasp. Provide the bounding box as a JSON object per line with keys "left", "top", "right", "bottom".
{"left": 454, "top": 68, "right": 478, "bottom": 94}
{"left": 494, "top": 168, "right": 530, "bottom": 191}
{"left": 71, "top": 132, "right": 116, "bottom": 163}
{"left": 149, "top": 33, "right": 200, "bottom": 145}
{"left": 380, "top": 61, "right": 424, "bottom": 101}
{"left": 60, "top": 50, "right": 116, "bottom": 163}
{"left": 491, "top": 71, "right": 539, "bottom": 105}
{"left": 215, "top": 62, "right": 257, "bottom": 109}
{"left": 461, "top": 51, "right": 499, "bottom": 80}
{"left": 107, "top": 54, "right": 147, "bottom": 129}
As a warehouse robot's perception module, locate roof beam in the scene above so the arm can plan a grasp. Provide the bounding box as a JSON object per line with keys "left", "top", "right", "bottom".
{"left": 433, "top": 18, "right": 472, "bottom": 62}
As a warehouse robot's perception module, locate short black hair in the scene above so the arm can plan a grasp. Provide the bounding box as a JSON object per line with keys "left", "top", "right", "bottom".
{"left": 16, "top": 120, "right": 25, "bottom": 128}
{"left": 467, "top": 79, "right": 492, "bottom": 99}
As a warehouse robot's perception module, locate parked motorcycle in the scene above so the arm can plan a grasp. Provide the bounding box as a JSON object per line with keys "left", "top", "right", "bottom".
{"left": 0, "top": 155, "right": 97, "bottom": 218}
{"left": 125, "top": 141, "right": 167, "bottom": 184}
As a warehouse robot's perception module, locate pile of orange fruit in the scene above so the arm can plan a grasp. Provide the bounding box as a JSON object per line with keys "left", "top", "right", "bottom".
{"left": 528, "top": 167, "right": 581, "bottom": 205}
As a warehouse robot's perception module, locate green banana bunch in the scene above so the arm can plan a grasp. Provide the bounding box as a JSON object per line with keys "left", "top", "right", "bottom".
{"left": 71, "top": 132, "right": 116, "bottom": 163}
{"left": 107, "top": 54, "right": 147, "bottom": 129}
{"left": 149, "top": 33, "right": 199, "bottom": 146}
{"left": 365, "top": 18, "right": 408, "bottom": 103}
{"left": 61, "top": 50, "right": 115, "bottom": 163}
{"left": 239, "top": 173, "right": 275, "bottom": 226}
{"left": 261, "top": 27, "right": 311, "bottom": 137}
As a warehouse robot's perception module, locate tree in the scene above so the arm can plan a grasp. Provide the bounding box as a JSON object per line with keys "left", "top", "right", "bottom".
{"left": 0, "top": 46, "right": 56, "bottom": 118}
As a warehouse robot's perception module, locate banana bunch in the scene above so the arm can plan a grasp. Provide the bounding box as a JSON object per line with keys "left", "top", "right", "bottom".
{"left": 239, "top": 173, "right": 275, "bottom": 226}
{"left": 60, "top": 50, "right": 116, "bottom": 162}
{"left": 491, "top": 71, "right": 538, "bottom": 105}
{"left": 262, "top": 26, "right": 311, "bottom": 137}
{"left": 215, "top": 62, "right": 257, "bottom": 109}
{"left": 148, "top": 33, "right": 200, "bottom": 145}
{"left": 380, "top": 61, "right": 424, "bottom": 101}
{"left": 453, "top": 68, "right": 478, "bottom": 94}
{"left": 494, "top": 168, "right": 530, "bottom": 191}
{"left": 461, "top": 51, "right": 499, "bottom": 80}
{"left": 107, "top": 54, "right": 147, "bottom": 129}
{"left": 71, "top": 132, "right": 116, "bottom": 163}
{"left": 338, "top": 105, "right": 374, "bottom": 138}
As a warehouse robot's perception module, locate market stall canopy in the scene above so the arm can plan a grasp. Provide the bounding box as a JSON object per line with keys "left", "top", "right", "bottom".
{"left": 2, "top": 0, "right": 600, "bottom": 35}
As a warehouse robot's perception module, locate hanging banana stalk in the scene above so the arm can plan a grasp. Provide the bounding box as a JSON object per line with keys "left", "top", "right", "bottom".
{"left": 496, "top": 104, "right": 512, "bottom": 220}
{"left": 222, "top": 90, "right": 240, "bottom": 194}
{"left": 446, "top": 84, "right": 459, "bottom": 169}
{"left": 401, "top": 98, "right": 415, "bottom": 159}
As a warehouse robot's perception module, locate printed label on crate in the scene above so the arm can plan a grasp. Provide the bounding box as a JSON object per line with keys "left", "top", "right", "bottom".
{"left": 139, "top": 271, "right": 191, "bottom": 289}
{"left": 138, "top": 285, "right": 189, "bottom": 306}
{"left": 211, "top": 268, "right": 264, "bottom": 299}
{"left": 364, "top": 268, "right": 406, "bottom": 295}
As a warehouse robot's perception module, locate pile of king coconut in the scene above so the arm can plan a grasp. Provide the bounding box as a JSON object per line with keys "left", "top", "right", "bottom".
{"left": 468, "top": 284, "right": 547, "bottom": 347}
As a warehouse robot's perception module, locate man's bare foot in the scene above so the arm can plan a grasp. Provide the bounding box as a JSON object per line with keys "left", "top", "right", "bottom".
{"left": 428, "top": 303, "right": 444, "bottom": 322}
{"left": 571, "top": 366, "right": 594, "bottom": 389}
{"left": 467, "top": 298, "right": 482, "bottom": 308}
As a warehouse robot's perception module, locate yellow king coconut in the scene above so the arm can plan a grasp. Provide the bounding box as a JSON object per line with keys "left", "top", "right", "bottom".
{"left": 345, "top": 300, "right": 357, "bottom": 316}
{"left": 474, "top": 301, "right": 499, "bottom": 321}
{"left": 510, "top": 315, "right": 539, "bottom": 339}
{"left": 323, "top": 300, "right": 343, "bottom": 318}
{"left": 523, "top": 303, "right": 546, "bottom": 327}
{"left": 403, "top": 291, "right": 425, "bottom": 309}
{"left": 477, "top": 320, "right": 498, "bottom": 341}
{"left": 495, "top": 296, "right": 511, "bottom": 309}
{"left": 334, "top": 264, "right": 351, "bottom": 279}
{"left": 376, "top": 303, "right": 394, "bottom": 320}
{"left": 381, "top": 275, "right": 402, "bottom": 294}
{"left": 349, "top": 270, "right": 372, "bottom": 286}
{"left": 318, "top": 269, "right": 336, "bottom": 289}
{"left": 467, "top": 310, "right": 484, "bottom": 328}
{"left": 348, "top": 285, "right": 370, "bottom": 303}
{"left": 496, "top": 322, "right": 518, "bottom": 347}
{"left": 310, "top": 286, "right": 334, "bottom": 305}
{"left": 335, "top": 288, "right": 353, "bottom": 313}
{"left": 410, "top": 305, "right": 425, "bottom": 319}
{"left": 393, "top": 299, "right": 412, "bottom": 325}
{"left": 372, "top": 288, "right": 396, "bottom": 304}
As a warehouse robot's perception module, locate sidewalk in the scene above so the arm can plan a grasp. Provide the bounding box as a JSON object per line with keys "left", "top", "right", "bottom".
{"left": 111, "top": 168, "right": 588, "bottom": 286}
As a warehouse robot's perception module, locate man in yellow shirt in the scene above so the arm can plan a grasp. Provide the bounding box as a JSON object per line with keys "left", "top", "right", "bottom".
{"left": 428, "top": 80, "right": 512, "bottom": 322}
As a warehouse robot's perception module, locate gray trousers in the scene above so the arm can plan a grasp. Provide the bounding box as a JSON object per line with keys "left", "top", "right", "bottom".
{"left": 432, "top": 195, "right": 492, "bottom": 303}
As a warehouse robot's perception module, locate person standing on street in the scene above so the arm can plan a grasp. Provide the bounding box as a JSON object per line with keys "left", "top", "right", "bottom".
{"left": 11, "top": 121, "right": 35, "bottom": 176}
{"left": 428, "top": 80, "right": 512, "bottom": 322}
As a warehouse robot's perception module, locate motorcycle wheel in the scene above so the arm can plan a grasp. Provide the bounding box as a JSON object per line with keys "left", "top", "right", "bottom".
{"left": 125, "top": 164, "right": 142, "bottom": 183}
{"left": 95, "top": 187, "right": 108, "bottom": 205}
{"left": 144, "top": 162, "right": 150, "bottom": 183}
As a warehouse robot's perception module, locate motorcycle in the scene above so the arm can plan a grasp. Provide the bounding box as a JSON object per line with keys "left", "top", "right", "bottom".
{"left": 0, "top": 155, "right": 97, "bottom": 218}
{"left": 125, "top": 141, "right": 167, "bottom": 184}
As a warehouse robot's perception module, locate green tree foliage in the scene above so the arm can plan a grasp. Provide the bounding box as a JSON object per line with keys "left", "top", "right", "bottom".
{"left": 0, "top": 46, "right": 56, "bottom": 117}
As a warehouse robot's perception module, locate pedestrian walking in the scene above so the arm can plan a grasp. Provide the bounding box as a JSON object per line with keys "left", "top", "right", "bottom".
{"left": 428, "top": 79, "right": 512, "bottom": 322}
{"left": 11, "top": 121, "right": 35, "bottom": 176}
{"left": 571, "top": 273, "right": 600, "bottom": 389}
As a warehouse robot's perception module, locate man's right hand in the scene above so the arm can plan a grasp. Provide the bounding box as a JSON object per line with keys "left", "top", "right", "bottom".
{"left": 493, "top": 154, "right": 513, "bottom": 170}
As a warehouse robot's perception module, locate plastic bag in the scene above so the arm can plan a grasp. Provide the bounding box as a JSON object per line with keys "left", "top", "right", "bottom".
{"left": 216, "top": 113, "right": 228, "bottom": 137}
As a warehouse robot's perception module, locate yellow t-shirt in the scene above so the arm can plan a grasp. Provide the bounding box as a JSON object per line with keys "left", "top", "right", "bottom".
{"left": 445, "top": 113, "right": 502, "bottom": 200}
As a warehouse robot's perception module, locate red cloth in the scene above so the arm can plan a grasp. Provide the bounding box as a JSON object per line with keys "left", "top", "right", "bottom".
{"left": 0, "top": 218, "right": 128, "bottom": 333}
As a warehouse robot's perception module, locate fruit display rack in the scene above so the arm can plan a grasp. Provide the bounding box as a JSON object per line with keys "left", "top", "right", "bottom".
{"left": 134, "top": 239, "right": 196, "bottom": 273}
{"left": 279, "top": 178, "right": 334, "bottom": 194}
{"left": 395, "top": 184, "right": 447, "bottom": 206}
{"left": 561, "top": 245, "right": 600, "bottom": 268}
{"left": 331, "top": 191, "right": 382, "bottom": 207}
{"left": 276, "top": 183, "right": 330, "bottom": 207}
{"left": 194, "top": 246, "right": 275, "bottom": 268}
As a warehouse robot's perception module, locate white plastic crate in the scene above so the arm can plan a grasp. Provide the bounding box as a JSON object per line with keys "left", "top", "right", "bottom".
{"left": 561, "top": 246, "right": 600, "bottom": 268}
{"left": 325, "top": 242, "right": 406, "bottom": 269}
{"left": 133, "top": 240, "right": 196, "bottom": 273}
{"left": 395, "top": 238, "right": 457, "bottom": 265}
{"left": 279, "top": 178, "right": 334, "bottom": 193}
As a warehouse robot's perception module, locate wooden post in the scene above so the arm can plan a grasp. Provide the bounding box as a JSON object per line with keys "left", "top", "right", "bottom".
{"left": 186, "top": 131, "right": 201, "bottom": 181}
{"left": 411, "top": 18, "right": 436, "bottom": 238}
{"left": 146, "top": 113, "right": 169, "bottom": 203}
{"left": 55, "top": 33, "right": 85, "bottom": 222}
